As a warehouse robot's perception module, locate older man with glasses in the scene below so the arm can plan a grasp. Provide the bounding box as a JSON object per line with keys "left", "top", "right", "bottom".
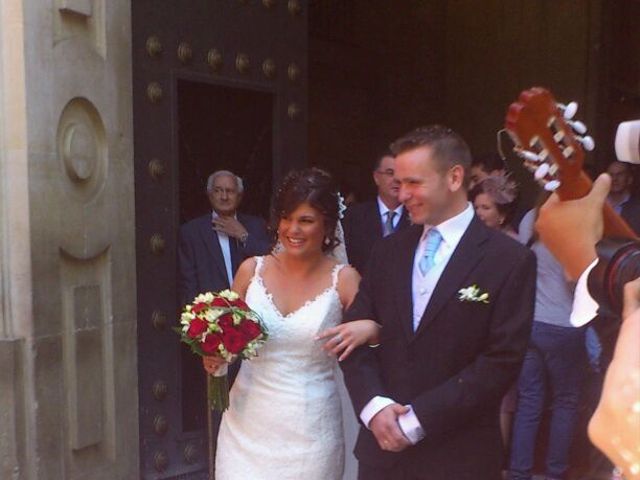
{"left": 178, "top": 170, "right": 270, "bottom": 306}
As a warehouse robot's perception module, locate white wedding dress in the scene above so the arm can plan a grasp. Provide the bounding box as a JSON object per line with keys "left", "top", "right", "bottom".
{"left": 216, "top": 256, "right": 358, "bottom": 480}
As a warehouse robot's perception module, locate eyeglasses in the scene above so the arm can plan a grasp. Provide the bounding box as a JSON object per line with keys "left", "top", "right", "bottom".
{"left": 211, "top": 187, "right": 238, "bottom": 195}
{"left": 375, "top": 169, "right": 395, "bottom": 177}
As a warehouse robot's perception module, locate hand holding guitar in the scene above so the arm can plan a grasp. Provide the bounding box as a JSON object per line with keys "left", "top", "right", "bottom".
{"left": 536, "top": 173, "right": 610, "bottom": 280}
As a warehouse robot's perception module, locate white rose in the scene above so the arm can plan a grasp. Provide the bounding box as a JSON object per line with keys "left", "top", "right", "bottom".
{"left": 219, "top": 289, "right": 239, "bottom": 301}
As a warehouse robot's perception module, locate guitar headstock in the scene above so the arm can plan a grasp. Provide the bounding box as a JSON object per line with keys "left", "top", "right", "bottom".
{"left": 505, "top": 87, "right": 594, "bottom": 199}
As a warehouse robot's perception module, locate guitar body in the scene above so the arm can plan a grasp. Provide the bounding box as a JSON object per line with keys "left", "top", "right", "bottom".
{"left": 505, "top": 87, "right": 636, "bottom": 239}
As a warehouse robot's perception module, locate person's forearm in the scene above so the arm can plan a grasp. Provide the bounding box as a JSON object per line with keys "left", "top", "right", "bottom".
{"left": 367, "top": 321, "right": 381, "bottom": 345}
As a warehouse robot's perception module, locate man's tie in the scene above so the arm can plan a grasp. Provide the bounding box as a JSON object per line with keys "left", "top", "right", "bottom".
{"left": 383, "top": 211, "right": 396, "bottom": 237}
{"left": 419, "top": 228, "right": 442, "bottom": 275}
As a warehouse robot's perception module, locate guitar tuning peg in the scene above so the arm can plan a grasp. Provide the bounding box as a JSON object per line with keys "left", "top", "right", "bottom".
{"left": 567, "top": 120, "right": 587, "bottom": 135}
{"left": 534, "top": 163, "right": 550, "bottom": 180}
{"left": 516, "top": 149, "right": 542, "bottom": 163}
{"left": 557, "top": 101, "right": 578, "bottom": 120}
{"left": 577, "top": 135, "right": 595, "bottom": 151}
{"left": 544, "top": 180, "right": 561, "bottom": 192}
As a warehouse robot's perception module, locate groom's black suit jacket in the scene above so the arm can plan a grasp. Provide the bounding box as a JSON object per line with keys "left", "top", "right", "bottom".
{"left": 341, "top": 216, "right": 536, "bottom": 480}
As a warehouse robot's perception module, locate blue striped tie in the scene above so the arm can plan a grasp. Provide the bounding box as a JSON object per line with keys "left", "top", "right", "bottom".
{"left": 383, "top": 211, "right": 396, "bottom": 237}
{"left": 419, "top": 228, "right": 442, "bottom": 275}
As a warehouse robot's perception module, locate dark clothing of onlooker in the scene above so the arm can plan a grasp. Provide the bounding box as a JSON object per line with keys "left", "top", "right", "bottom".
{"left": 343, "top": 199, "right": 410, "bottom": 274}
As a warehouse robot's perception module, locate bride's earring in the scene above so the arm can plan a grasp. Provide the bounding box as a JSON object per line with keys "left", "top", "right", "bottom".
{"left": 323, "top": 236, "right": 331, "bottom": 246}
{"left": 272, "top": 230, "right": 284, "bottom": 254}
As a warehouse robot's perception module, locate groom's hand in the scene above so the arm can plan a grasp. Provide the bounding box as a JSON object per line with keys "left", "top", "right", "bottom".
{"left": 369, "top": 403, "right": 411, "bottom": 452}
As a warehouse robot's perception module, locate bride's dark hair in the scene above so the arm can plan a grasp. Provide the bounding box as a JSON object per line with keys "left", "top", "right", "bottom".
{"left": 270, "top": 168, "right": 342, "bottom": 253}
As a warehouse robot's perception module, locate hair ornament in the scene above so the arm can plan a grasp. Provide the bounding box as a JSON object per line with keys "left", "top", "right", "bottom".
{"left": 337, "top": 192, "right": 347, "bottom": 219}
{"left": 480, "top": 174, "right": 518, "bottom": 205}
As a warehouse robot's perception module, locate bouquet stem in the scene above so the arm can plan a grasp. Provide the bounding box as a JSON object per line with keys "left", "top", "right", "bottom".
{"left": 207, "top": 364, "right": 229, "bottom": 412}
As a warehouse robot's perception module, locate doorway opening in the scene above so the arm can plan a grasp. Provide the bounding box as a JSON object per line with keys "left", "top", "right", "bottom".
{"left": 176, "top": 79, "right": 274, "bottom": 433}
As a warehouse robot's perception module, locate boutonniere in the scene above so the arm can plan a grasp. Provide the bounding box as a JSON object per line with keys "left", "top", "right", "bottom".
{"left": 457, "top": 284, "right": 489, "bottom": 304}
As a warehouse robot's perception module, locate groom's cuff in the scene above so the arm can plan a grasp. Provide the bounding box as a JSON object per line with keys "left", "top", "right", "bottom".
{"left": 360, "top": 396, "right": 394, "bottom": 428}
{"left": 398, "top": 405, "right": 425, "bottom": 444}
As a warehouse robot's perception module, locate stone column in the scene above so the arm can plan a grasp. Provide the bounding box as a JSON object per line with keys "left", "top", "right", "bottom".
{"left": 0, "top": 1, "right": 31, "bottom": 479}
{"left": 0, "top": 1, "right": 138, "bottom": 478}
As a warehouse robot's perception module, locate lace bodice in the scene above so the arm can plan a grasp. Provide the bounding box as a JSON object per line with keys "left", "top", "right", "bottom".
{"left": 244, "top": 256, "right": 345, "bottom": 370}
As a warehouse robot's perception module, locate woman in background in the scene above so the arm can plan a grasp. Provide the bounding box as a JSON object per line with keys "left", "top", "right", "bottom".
{"left": 508, "top": 198, "right": 587, "bottom": 480}
{"left": 470, "top": 174, "right": 518, "bottom": 239}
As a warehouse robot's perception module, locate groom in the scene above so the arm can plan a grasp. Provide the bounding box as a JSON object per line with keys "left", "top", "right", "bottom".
{"left": 340, "top": 125, "right": 536, "bottom": 480}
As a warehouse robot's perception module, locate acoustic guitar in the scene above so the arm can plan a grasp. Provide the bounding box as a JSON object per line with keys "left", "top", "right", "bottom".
{"left": 504, "top": 86, "right": 637, "bottom": 239}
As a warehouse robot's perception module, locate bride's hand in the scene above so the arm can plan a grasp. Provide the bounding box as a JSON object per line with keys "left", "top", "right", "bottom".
{"left": 202, "top": 355, "right": 226, "bottom": 375}
{"left": 317, "top": 320, "right": 381, "bottom": 361}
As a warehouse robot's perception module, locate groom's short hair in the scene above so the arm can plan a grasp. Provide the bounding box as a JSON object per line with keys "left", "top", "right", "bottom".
{"left": 390, "top": 125, "right": 472, "bottom": 188}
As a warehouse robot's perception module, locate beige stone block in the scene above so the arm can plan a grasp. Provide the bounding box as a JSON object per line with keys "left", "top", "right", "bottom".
{"left": 70, "top": 326, "right": 104, "bottom": 450}
{"left": 33, "top": 335, "right": 65, "bottom": 480}
{"left": 58, "top": 0, "right": 93, "bottom": 17}
{"left": 0, "top": 339, "right": 25, "bottom": 480}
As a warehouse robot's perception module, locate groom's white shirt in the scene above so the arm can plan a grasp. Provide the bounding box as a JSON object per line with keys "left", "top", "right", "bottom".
{"left": 359, "top": 202, "right": 474, "bottom": 444}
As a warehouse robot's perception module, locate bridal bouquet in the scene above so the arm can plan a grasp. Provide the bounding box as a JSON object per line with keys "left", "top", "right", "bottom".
{"left": 177, "top": 289, "right": 268, "bottom": 412}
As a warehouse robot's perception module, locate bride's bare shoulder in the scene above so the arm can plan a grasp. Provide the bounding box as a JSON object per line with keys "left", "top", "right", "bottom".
{"left": 336, "top": 264, "right": 360, "bottom": 284}
{"left": 237, "top": 256, "right": 259, "bottom": 274}
{"left": 232, "top": 257, "right": 260, "bottom": 297}
{"left": 336, "top": 265, "right": 360, "bottom": 308}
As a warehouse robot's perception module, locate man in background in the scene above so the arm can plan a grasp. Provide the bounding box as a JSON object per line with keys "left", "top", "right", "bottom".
{"left": 343, "top": 150, "right": 410, "bottom": 274}
{"left": 469, "top": 152, "right": 506, "bottom": 190}
{"left": 606, "top": 160, "right": 640, "bottom": 234}
{"left": 177, "top": 169, "right": 270, "bottom": 477}
{"left": 178, "top": 169, "right": 270, "bottom": 305}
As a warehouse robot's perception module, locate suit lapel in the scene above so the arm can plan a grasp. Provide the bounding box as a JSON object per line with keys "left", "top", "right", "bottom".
{"left": 413, "top": 216, "right": 489, "bottom": 339}
{"left": 367, "top": 201, "right": 384, "bottom": 238}
{"left": 199, "top": 216, "right": 229, "bottom": 283}
{"left": 396, "top": 225, "right": 423, "bottom": 341}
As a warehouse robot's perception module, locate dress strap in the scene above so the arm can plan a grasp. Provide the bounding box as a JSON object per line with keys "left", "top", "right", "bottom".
{"left": 251, "top": 256, "right": 265, "bottom": 281}
{"left": 330, "top": 263, "right": 346, "bottom": 290}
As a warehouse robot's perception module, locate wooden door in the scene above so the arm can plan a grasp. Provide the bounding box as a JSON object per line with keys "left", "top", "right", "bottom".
{"left": 132, "top": 2, "right": 308, "bottom": 478}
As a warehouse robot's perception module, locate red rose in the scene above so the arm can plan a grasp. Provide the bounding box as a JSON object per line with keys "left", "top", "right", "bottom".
{"left": 239, "top": 319, "right": 261, "bottom": 341}
{"left": 201, "top": 333, "right": 222, "bottom": 354}
{"left": 187, "top": 318, "right": 208, "bottom": 338}
{"left": 230, "top": 298, "right": 249, "bottom": 310}
{"left": 211, "top": 297, "right": 228, "bottom": 307}
{"left": 221, "top": 327, "right": 247, "bottom": 354}
{"left": 191, "top": 302, "right": 207, "bottom": 314}
{"left": 217, "top": 313, "right": 235, "bottom": 330}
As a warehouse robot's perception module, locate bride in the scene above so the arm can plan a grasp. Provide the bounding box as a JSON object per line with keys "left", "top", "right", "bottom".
{"left": 203, "top": 168, "right": 380, "bottom": 480}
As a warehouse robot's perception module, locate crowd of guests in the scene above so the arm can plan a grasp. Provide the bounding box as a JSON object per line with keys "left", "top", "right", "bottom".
{"left": 177, "top": 137, "right": 639, "bottom": 480}
{"left": 465, "top": 155, "right": 638, "bottom": 480}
